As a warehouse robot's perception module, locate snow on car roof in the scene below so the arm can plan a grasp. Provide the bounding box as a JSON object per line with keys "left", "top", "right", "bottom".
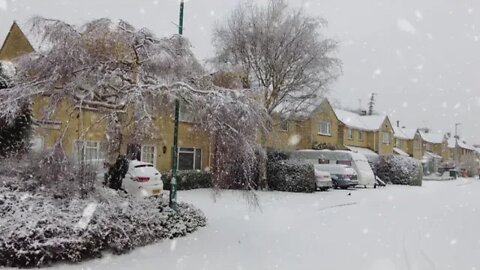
{"left": 333, "top": 108, "right": 387, "bottom": 131}
{"left": 393, "top": 126, "right": 417, "bottom": 140}
{"left": 418, "top": 130, "right": 445, "bottom": 144}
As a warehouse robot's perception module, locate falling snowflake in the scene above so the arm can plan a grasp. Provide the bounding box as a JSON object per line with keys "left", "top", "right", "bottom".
{"left": 415, "top": 10, "right": 423, "bottom": 21}
{"left": 76, "top": 203, "right": 98, "bottom": 229}
{"left": 288, "top": 134, "right": 301, "bottom": 146}
{"left": 397, "top": 18, "right": 417, "bottom": 35}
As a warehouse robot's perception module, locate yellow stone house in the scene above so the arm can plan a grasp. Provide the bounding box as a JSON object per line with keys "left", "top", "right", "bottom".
{"left": 265, "top": 99, "right": 343, "bottom": 150}
{"left": 392, "top": 126, "right": 423, "bottom": 160}
{"left": 332, "top": 108, "right": 394, "bottom": 156}
{"left": 0, "top": 21, "right": 211, "bottom": 172}
{"left": 266, "top": 99, "right": 395, "bottom": 157}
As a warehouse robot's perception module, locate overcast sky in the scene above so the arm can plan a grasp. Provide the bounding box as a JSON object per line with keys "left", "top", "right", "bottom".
{"left": 1, "top": 0, "right": 479, "bottom": 143}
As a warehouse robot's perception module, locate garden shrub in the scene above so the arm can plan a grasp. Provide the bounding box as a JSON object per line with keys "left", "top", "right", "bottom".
{"left": 373, "top": 155, "right": 423, "bottom": 186}
{"left": 0, "top": 185, "right": 206, "bottom": 268}
{"left": 163, "top": 170, "right": 212, "bottom": 190}
{"left": 267, "top": 160, "right": 316, "bottom": 192}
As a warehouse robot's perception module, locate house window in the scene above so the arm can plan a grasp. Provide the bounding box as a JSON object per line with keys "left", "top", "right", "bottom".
{"left": 279, "top": 119, "right": 289, "bottom": 132}
{"left": 396, "top": 139, "right": 404, "bottom": 148}
{"left": 74, "top": 140, "right": 104, "bottom": 162}
{"left": 358, "top": 130, "right": 364, "bottom": 141}
{"left": 414, "top": 140, "right": 421, "bottom": 150}
{"left": 347, "top": 128, "right": 353, "bottom": 140}
{"left": 318, "top": 121, "right": 331, "bottom": 135}
{"left": 382, "top": 132, "right": 390, "bottom": 145}
{"left": 141, "top": 145, "right": 156, "bottom": 164}
{"left": 179, "top": 102, "right": 195, "bottom": 122}
{"left": 178, "top": 147, "right": 202, "bottom": 170}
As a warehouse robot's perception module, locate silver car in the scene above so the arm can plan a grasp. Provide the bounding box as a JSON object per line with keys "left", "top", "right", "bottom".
{"left": 313, "top": 164, "right": 359, "bottom": 189}
{"left": 313, "top": 165, "right": 333, "bottom": 191}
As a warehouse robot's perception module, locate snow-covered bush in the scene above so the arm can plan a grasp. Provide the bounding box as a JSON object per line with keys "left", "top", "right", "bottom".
{"left": 374, "top": 155, "right": 423, "bottom": 186}
{"left": 267, "top": 149, "right": 290, "bottom": 163}
{"left": 0, "top": 184, "right": 206, "bottom": 268}
{"left": 162, "top": 170, "right": 212, "bottom": 190}
{"left": 267, "top": 161, "right": 316, "bottom": 192}
{"left": 11, "top": 148, "right": 96, "bottom": 198}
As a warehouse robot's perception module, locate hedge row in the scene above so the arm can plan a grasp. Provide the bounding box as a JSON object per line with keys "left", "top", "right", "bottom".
{"left": 374, "top": 155, "right": 423, "bottom": 186}
{"left": 162, "top": 170, "right": 213, "bottom": 190}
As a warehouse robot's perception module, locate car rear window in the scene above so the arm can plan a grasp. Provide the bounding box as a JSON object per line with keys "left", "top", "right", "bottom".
{"left": 134, "top": 164, "right": 154, "bottom": 168}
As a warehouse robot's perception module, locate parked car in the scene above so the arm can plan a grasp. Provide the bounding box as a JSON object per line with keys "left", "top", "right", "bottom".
{"left": 290, "top": 150, "right": 376, "bottom": 187}
{"left": 122, "top": 160, "right": 164, "bottom": 197}
{"left": 85, "top": 159, "right": 164, "bottom": 197}
{"left": 313, "top": 164, "right": 358, "bottom": 189}
{"left": 313, "top": 165, "right": 333, "bottom": 191}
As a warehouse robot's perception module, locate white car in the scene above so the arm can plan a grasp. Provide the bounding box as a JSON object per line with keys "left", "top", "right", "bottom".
{"left": 313, "top": 165, "right": 333, "bottom": 191}
{"left": 122, "top": 160, "right": 164, "bottom": 197}
{"left": 85, "top": 159, "right": 163, "bottom": 197}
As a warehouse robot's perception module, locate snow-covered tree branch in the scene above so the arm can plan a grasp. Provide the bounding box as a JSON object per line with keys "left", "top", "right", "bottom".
{"left": 0, "top": 17, "right": 268, "bottom": 192}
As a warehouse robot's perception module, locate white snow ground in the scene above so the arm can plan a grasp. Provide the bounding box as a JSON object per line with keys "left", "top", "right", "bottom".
{"left": 14, "top": 179, "right": 480, "bottom": 270}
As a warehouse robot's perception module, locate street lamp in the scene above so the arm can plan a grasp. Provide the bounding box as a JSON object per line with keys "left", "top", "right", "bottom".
{"left": 169, "top": 0, "right": 184, "bottom": 209}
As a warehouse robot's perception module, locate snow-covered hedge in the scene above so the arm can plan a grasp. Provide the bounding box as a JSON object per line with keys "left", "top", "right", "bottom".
{"left": 267, "top": 161, "right": 316, "bottom": 193}
{"left": 162, "top": 170, "right": 212, "bottom": 190}
{"left": 374, "top": 155, "right": 423, "bottom": 186}
{"left": 0, "top": 182, "right": 206, "bottom": 268}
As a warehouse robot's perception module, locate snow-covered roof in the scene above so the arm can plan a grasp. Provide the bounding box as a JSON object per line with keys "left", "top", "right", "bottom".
{"left": 393, "top": 147, "right": 409, "bottom": 157}
{"left": 333, "top": 108, "right": 387, "bottom": 131}
{"left": 457, "top": 140, "right": 476, "bottom": 151}
{"left": 419, "top": 130, "right": 445, "bottom": 144}
{"left": 273, "top": 97, "right": 325, "bottom": 120}
{"left": 15, "top": 20, "right": 45, "bottom": 52}
{"left": 392, "top": 126, "right": 417, "bottom": 140}
{"left": 447, "top": 138, "right": 456, "bottom": 148}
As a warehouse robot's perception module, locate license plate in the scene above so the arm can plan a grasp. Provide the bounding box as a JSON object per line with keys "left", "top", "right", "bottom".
{"left": 152, "top": 189, "right": 161, "bottom": 195}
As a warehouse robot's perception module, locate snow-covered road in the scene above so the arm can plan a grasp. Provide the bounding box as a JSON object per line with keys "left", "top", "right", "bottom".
{"left": 45, "top": 179, "right": 480, "bottom": 269}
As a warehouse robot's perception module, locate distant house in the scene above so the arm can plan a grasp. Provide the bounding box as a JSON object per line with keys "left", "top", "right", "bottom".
{"left": 392, "top": 126, "right": 423, "bottom": 160}
{"left": 418, "top": 129, "right": 448, "bottom": 158}
{"left": 332, "top": 108, "right": 394, "bottom": 156}
{"left": 266, "top": 99, "right": 342, "bottom": 150}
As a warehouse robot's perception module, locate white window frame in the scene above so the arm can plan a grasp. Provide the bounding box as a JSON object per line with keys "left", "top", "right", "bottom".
{"left": 179, "top": 102, "right": 195, "bottom": 123}
{"left": 318, "top": 121, "right": 331, "bottom": 136}
{"left": 177, "top": 147, "right": 202, "bottom": 171}
{"left": 141, "top": 145, "right": 156, "bottom": 165}
{"left": 279, "top": 119, "right": 289, "bottom": 132}
{"left": 358, "top": 130, "right": 364, "bottom": 141}
{"left": 382, "top": 132, "right": 390, "bottom": 145}
{"left": 73, "top": 140, "right": 103, "bottom": 163}
{"left": 348, "top": 128, "right": 353, "bottom": 140}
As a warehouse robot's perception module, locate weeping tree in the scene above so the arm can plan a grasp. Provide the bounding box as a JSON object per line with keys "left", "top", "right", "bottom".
{"left": 212, "top": 0, "right": 342, "bottom": 186}
{"left": 0, "top": 17, "right": 267, "bottom": 199}
{"left": 0, "top": 61, "right": 32, "bottom": 158}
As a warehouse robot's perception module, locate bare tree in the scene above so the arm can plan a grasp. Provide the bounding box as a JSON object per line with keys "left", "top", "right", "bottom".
{"left": 212, "top": 0, "right": 341, "bottom": 117}
{"left": 0, "top": 17, "right": 267, "bottom": 197}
